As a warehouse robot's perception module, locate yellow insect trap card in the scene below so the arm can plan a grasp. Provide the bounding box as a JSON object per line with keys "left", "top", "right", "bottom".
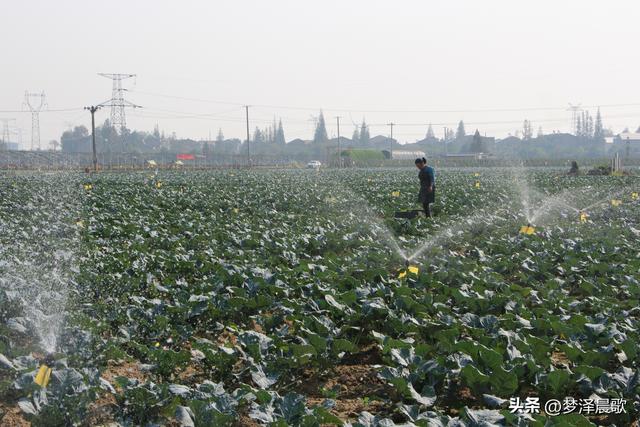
{"left": 34, "top": 365, "right": 52, "bottom": 388}
{"left": 519, "top": 225, "right": 535, "bottom": 235}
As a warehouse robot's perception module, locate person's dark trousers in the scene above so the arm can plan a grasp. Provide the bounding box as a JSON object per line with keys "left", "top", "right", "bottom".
{"left": 423, "top": 202, "right": 431, "bottom": 217}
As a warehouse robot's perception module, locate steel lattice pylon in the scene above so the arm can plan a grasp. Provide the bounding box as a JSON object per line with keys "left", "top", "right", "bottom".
{"left": 23, "top": 91, "right": 46, "bottom": 151}
{"left": 0, "top": 118, "right": 15, "bottom": 150}
{"left": 98, "top": 73, "right": 139, "bottom": 132}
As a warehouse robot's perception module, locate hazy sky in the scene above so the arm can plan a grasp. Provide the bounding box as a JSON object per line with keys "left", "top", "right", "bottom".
{"left": 3, "top": 0, "right": 640, "bottom": 149}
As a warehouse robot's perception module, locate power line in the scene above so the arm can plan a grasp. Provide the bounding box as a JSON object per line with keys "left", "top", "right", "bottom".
{"left": 128, "top": 88, "right": 640, "bottom": 114}
{"left": 0, "top": 108, "right": 82, "bottom": 113}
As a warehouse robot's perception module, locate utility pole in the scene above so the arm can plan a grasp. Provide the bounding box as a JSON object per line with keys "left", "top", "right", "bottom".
{"left": 388, "top": 122, "right": 394, "bottom": 161}
{"left": 443, "top": 127, "right": 448, "bottom": 156}
{"left": 23, "top": 91, "right": 47, "bottom": 150}
{"left": 626, "top": 137, "right": 631, "bottom": 159}
{"left": 245, "top": 105, "right": 250, "bottom": 167}
{"left": 85, "top": 106, "right": 101, "bottom": 172}
{"left": 335, "top": 116, "right": 341, "bottom": 168}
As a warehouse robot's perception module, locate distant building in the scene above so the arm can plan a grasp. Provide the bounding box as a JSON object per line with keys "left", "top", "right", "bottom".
{"left": 382, "top": 150, "right": 425, "bottom": 160}
{"left": 458, "top": 134, "right": 496, "bottom": 146}
{"left": 444, "top": 153, "right": 491, "bottom": 160}
{"left": 369, "top": 135, "right": 396, "bottom": 146}
{"left": 616, "top": 132, "right": 640, "bottom": 143}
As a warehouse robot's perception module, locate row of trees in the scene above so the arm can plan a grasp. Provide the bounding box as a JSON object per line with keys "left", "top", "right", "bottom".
{"left": 576, "top": 109, "right": 605, "bottom": 139}
{"left": 59, "top": 107, "right": 622, "bottom": 159}
{"left": 252, "top": 119, "right": 286, "bottom": 144}
{"left": 311, "top": 112, "right": 373, "bottom": 145}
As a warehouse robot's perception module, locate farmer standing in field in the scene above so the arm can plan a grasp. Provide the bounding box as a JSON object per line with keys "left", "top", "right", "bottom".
{"left": 415, "top": 157, "right": 435, "bottom": 217}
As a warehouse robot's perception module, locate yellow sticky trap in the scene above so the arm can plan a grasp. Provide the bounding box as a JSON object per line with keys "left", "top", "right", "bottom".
{"left": 399, "top": 266, "right": 419, "bottom": 279}
{"left": 632, "top": 192, "right": 638, "bottom": 200}
{"left": 391, "top": 191, "right": 400, "bottom": 197}
{"left": 611, "top": 199, "right": 622, "bottom": 207}
{"left": 474, "top": 181, "right": 481, "bottom": 188}
{"left": 155, "top": 181, "right": 163, "bottom": 189}
{"left": 83, "top": 183, "right": 92, "bottom": 191}
{"left": 34, "top": 365, "right": 52, "bottom": 388}
{"left": 519, "top": 225, "right": 535, "bottom": 235}
{"left": 233, "top": 208, "right": 239, "bottom": 214}
{"left": 368, "top": 178, "right": 373, "bottom": 182}
{"left": 579, "top": 212, "right": 588, "bottom": 223}
{"left": 474, "top": 173, "right": 480, "bottom": 177}
{"left": 75, "top": 220, "right": 84, "bottom": 228}
{"left": 154, "top": 342, "right": 160, "bottom": 347}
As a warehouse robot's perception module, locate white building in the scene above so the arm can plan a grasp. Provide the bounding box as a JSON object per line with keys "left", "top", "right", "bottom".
{"left": 388, "top": 150, "right": 426, "bottom": 160}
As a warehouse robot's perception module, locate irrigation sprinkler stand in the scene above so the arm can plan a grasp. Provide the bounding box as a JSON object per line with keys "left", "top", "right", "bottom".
{"left": 394, "top": 209, "right": 423, "bottom": 219}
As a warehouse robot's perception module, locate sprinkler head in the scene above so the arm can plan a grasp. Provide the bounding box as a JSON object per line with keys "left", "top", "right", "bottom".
{"left": 404, "top": 259, "right": 410, "bottom": 267}
{"left": 43, "top": 352, "right": 56, "bottom": 365}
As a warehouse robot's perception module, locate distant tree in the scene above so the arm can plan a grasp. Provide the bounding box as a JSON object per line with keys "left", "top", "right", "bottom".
{"left": 202, "top": 141, "right": 210, "bottom": 158}
{"left": 216, "top": 128, "right": 225, "bottom": 143}
{"left": 470, "top": 129, "right": 485, "bottom": 153}
{"left": 576, "top": 115, "right": 583, "bottom": 137}
{"left": 272, "top": 118, "right": 278, "bottom": 143}
{"left": 584, "top": 111, "right": 594, "bottom": 138}
{"left": 594, "top": 108, "right": 604, "bottom": 141}
{"left": 359, "top": 119, "right": 370, "bottom": 145}
{"left": 61, "top": 125, "right": 90, "bottom": 152}
{"left": 253, "top": 127, "right": 265, "bottom": 144}
{"left": 523, "top": 120, "right": 533, "bottom": 140}
{"left": 50, "top": 140, "right": 60, "bottom": 151}
{"left": 537, "top": 126, "right": 544, "bottom": 138}
{"left": 153, "top": 124, "right": 161, "bottom": 139}
{"left": 426, "top": 123, "right": 435, "bottom": 140}
{"left": 456, "top": 120, "right": 466, "bottom": 139}
{"left": 352, "top": 126, "right": 360, "bottom": 144}
{"left": 444, "top": 127, "right": 455, "bottom": 141}
{"left": 275, "top": 120, "right": 286, "bottom": 144}
{"left": 313, "top": 111, "right": 328, "bottom": 144}
{"left": 266, "top": 125, "right": 273, "bottom": 144}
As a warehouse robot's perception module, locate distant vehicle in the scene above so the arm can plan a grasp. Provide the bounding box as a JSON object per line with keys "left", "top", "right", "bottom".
{"left": 306, "top": 160, "right": 322, "bottom": 169}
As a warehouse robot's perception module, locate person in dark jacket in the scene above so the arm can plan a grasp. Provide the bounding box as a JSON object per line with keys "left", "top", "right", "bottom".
{"left": 415, "top": 157, "right": 435, "bottom": 217}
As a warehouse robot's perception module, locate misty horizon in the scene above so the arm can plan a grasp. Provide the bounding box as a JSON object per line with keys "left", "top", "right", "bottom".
{"left": 2, "top": 0, "right": 640, "bottom": 149}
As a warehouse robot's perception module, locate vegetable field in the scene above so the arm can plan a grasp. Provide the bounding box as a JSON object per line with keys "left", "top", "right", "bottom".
{"left": 1, "top": 168, "right": 639, "bottom": 426}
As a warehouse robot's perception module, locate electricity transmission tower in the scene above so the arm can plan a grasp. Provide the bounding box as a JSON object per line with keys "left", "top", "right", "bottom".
{"left": 98, "top": 73, "right": 139, "bottom": 132}
{"left": 23, "top": 91, "right": 47, "bottom": 150}
{"left": 1, "top": 118, "right": 15, "bottom": 149}
{"left": 567, "top": 103, "right": 582, "bottom": 135}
